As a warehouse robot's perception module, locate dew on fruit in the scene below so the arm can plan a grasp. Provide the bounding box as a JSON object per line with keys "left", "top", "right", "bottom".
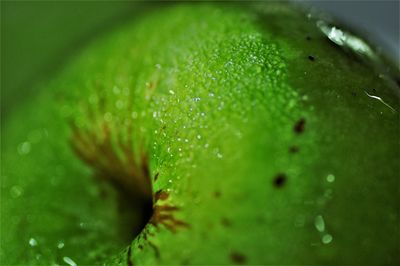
{"left": 326, "top": 174, "right": 335, "bottom": 183}
{"left": 314, "top": 215, "right": 325, "bottom": 232}
{"left": 28, "top": 238, "right": 38, "bottom": 247}
{"left": 17, "top": 141, "right": 31, "bottom": 155}
{"left": 112, "top": 86, "right": 121, "bottom": 95}
{"left": 364, "top": 91, "right": 396, "bottom": 113}
{"left": 63, "top": 256, "right": 77, "bottom": 266}
{"left": 193, "top": 97, "right": 201, "bottom": 102}
{"left": 115, "top": 100, "right": 124, "bottom": 109}
{"left": 322, "top": 234, "right": 333, "bottom": 244}
{"left": 57, "top": 241, "right": 65, "bottom": 249}
{"left": 10, "top": 185, "right": 23, "bottom": 198}
{"left": 103, "top": 112, "right": 112, "bottom": 122}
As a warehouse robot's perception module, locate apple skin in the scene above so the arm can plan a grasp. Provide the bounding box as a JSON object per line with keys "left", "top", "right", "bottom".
{"left": 1, "top": 3, "right": 399, "bottom": 265}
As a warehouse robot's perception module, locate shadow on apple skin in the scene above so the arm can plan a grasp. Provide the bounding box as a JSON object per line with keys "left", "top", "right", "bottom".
{"left": 1, "top": 2, "right": 399, "bottom": 265}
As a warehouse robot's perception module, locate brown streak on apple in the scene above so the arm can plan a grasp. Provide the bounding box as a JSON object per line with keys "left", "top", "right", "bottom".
{"left": 155, "top": 190, "right": 169, "bottom": 201}
{"left": 69, "top": 115, "right": 152, "bottom": 201}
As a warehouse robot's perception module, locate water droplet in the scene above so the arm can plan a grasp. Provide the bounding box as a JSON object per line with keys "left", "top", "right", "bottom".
{"left": 88, "top": 94, "right": 98, "bottom": 104}
{"left": 10, "top": 186, "right": 23, "bottom": 198}
{"left": 209, "top": 92, "right": 215, "bottom": 97}
{"left": 103, "top": 112, "right": 112, "bottom": 122}
{"left": 113, "top": 86, "right": 121, "bottom": 94}
{"left": 322, "top": 234, "right": 333, "bottom": 244}
{"left": 314, "top": 215, "right": 325, "bottom": 232}
{"left": 155, "top": 64, "right": 162, "bottom": 69}
{"left": 217, "top": 153, "right": 223, "bottom": 159}
{"left": 63, "top": 257, "right": 77, "bottom": 266}
{"left": 29, "top": 238, "right": 38, "bottom": 247}
{"left": 153, "top": 111, "right": 157, "bottom": 118}
{"left": 169, "top": 90, "right": 175, "bottom": 95}
{"left": 116, "top": 100, "right": 124, "bottom": 109}
{"left": 57, "top": 241, "right": 65, "bottom": 249}
{"left": 193, "top": 97, "right": 201, "bottom": 102}
{"left": 18, "top": 141, "right": 31, "bottom": 155}
{"left": 197, "top": 135, "right": 202, "bottom": 139}
{"left": 326, "top": 174, "right": 335, "bottom": 183}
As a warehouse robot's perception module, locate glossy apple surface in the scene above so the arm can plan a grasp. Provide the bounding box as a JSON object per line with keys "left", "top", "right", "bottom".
{"left": 2, "top": 3, "right": 399, "bottom": 265}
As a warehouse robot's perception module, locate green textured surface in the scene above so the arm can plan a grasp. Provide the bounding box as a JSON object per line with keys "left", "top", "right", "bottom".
{"left": 1, "top": 3, "right": 399, "bottom": 265}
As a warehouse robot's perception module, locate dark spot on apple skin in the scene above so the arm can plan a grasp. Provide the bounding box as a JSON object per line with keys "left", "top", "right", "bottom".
{"left": 230, "top": 251, "right": 247, "bottom": 264}
{"left": 294, "top": 118, "right": 306, "bottom": 134}
{"left": 308, "top": 55, "right": 315, "bottom": 61}
{"left": 154, "top": 172, "right": 159, "bottom": 182}
{"left": 289, "top": 146, "right": 299, "bottom": 154}
{"left": 221, "top": 217, "right": 232, "bottom": 227}
{"left": 127, "top": 245, "right": 134, "bottom": 266}
{"left": 273, "top": 173, "right": 287, "bottom": 188}
{"left": 213, "top": 190, "right": 221, "bottom": 198}
{"left": 306, "top": 36, "right": 312, "bottom": 41}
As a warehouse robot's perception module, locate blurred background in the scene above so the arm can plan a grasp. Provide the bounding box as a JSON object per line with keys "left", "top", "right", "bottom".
{"left": 1, "top": 1, "right": 399, "bottom": 122}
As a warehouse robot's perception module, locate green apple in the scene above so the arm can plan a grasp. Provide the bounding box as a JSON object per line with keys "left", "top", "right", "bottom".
{"left": 1, "top": 2, "right": 399, "bottom": 265}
